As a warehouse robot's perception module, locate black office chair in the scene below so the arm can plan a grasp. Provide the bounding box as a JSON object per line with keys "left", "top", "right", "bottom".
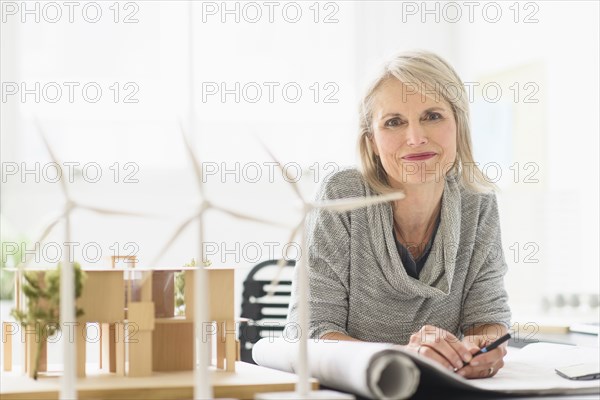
{"left": 238, "top": 259, "right": 296, "bottom": 364}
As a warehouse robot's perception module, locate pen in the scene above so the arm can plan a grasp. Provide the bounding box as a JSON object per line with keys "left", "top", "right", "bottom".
{"left": 462, "top": 332, "right": 512, "bottom": 367}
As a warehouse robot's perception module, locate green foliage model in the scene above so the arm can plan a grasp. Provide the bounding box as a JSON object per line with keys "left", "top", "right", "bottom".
{"left": 174, "top": 257, "right": 212, "bottom": 316}
{"left": 10, "top": 263, "right": 86, "bottom": 379}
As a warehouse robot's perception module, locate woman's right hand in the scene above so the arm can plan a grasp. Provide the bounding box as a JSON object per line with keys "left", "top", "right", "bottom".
{"left": 404, "top": 325, "right": 473, "bottom": 371}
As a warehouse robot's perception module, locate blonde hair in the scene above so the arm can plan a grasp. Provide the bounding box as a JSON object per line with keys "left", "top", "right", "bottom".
{"left": 358, "top": 50, "right": 495, "bottom": 194}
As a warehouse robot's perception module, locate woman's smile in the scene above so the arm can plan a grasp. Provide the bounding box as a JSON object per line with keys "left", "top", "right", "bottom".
{"left": 401, "top": 152, "right": 437, "bottom": 161}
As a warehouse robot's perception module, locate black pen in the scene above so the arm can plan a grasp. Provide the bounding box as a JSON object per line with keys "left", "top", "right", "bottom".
{"left": 462, "top": 332, "right": 512, "bottom": 366}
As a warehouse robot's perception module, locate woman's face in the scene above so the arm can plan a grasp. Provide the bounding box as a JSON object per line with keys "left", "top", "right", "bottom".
{"left": 369, "top": 78, "right": 457, "bottom": 189}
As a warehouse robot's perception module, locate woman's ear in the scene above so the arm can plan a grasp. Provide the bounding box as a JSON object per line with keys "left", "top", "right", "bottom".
{"left": 367, "top": 133, "right": 379, "bottom": 156}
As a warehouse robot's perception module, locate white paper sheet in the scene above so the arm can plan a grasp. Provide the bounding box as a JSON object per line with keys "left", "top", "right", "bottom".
{"left": 465, "top": 343, "right": 600, "bottom": 394}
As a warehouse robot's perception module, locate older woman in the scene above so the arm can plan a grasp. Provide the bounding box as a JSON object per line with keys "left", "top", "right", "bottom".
{"left": 288, "top": 50, "right": 511, "bottom": 379}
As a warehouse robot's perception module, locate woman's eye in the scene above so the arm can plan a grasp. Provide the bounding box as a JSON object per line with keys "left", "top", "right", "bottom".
{"left": 425, "top": 112, "right": 443, "bottom": 121}
{"left": 385, "top": 118, "right": 402, "bottom": 127}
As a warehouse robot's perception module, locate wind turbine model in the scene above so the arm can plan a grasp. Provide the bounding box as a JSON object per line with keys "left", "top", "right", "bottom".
{"left": 18, "top": 121, "right": 147, "bottom": 399}
{"left": 152, "top": 123, "right": 286, "bottom": 399}
{"left": 256, "top": 145, "right": 405, "bottom": 399}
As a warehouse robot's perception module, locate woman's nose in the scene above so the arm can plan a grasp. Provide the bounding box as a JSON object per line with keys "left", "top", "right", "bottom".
{"left": 405, "top": 123, "right": 428, "bottom": 146}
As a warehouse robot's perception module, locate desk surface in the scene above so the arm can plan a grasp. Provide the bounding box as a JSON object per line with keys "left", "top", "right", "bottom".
{"left": 3, "top": 334, "right": 597, "bottom": 399}
{"left": 0, "top": 361, "right": 319, "bottom": 399}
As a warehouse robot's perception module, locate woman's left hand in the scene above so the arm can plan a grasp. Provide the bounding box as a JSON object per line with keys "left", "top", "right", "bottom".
{"left": 456, "top": 335, "right": 507, "bottom": 379}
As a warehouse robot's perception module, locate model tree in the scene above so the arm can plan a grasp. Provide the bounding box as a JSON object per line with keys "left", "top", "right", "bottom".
{"left": 11, "top": 263, "right": 86, "bottom": 379}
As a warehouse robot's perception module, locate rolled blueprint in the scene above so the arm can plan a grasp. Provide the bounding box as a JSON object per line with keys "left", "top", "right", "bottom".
{"left": 252, "top": 338, "right": 420, "bottom": 400}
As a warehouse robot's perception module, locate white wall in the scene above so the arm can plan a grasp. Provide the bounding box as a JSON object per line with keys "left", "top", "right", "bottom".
{"left": 1, "top": 1, "right": 598, "bottom": 327}
{"left": 456, "top": 0, "right": 600, "bottom": 317}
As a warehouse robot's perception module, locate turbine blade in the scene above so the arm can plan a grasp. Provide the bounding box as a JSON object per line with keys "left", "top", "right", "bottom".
{"left": 313, "top": 191, "right": 405, "bottom": 213}
{"left": 210, "top": 204, "right": 289, "bottom": 229}
{"left": 179, "top": 120, "right": 205, "bottom": 198}
{"left": 34, "top": 119, "right": 69, "bottom": 198}
{"left": 77, "top": 203, "right": 151, "bottom": 218}
{"left": 18, "top": 212, "right": 65, "bottom": 268}
{"left": 258, "top": 139, "right": 304, "bottom": 202}
{"left": 151, "top": 214, "right": 198, "bottom": 267}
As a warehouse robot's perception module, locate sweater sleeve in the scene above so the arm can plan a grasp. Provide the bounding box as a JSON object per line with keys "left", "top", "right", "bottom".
{"left": 460, "top": 193, "right": 512, "bottom": 334}
{"left": 286, "top": 170, "right": 357, "bottom": 339}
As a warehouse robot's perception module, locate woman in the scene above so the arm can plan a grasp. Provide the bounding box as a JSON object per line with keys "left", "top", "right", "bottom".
{"left": 287, "top": 50, "right": 511, "bottom": 379}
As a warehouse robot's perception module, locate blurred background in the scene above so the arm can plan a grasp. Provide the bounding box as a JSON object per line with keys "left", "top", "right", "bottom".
{"left": 1, "top": 0, "right": 599, "bottom": 351}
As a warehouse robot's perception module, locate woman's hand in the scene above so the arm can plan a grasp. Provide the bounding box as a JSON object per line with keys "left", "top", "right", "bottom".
{"left": 456, "top": 334, "right": 507, "bottom": 379}
{"left": 405, "top": 325, "right": 474, "bottom": 371}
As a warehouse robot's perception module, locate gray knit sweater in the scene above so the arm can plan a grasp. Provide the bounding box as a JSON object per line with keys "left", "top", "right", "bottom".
{"left": 287, "top": 168, "right": 511, "bottom": 344}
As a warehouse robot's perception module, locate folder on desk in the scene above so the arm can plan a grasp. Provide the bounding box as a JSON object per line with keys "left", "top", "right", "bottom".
{"left": 253, "top": 339, "right": 600, "bottom": 400}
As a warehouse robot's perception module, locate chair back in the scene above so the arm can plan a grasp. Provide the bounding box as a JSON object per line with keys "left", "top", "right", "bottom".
{"left": 238, "top": 259, "right": 295, "bottom": 363}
